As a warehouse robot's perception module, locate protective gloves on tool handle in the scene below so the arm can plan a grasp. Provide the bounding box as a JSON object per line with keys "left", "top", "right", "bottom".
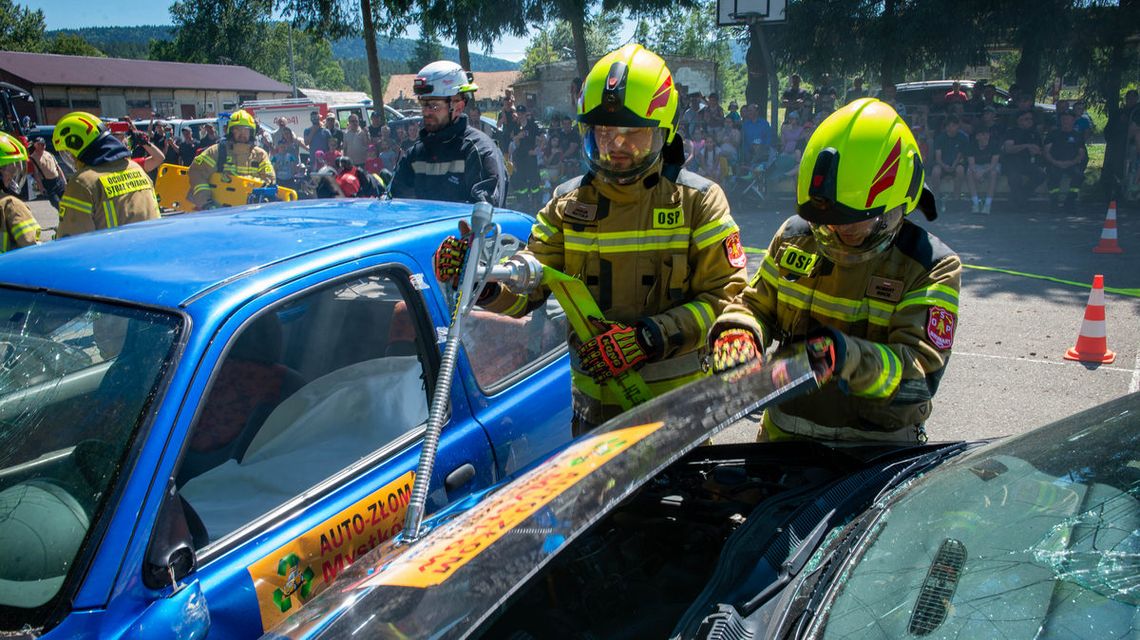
{"left": 577, "top": 317, "right": 654, "bottom": 383}
{"left": 710, "top": 326, "right": 762, "bottom": 373}
{"left": 802, "top": 330, "right": 841, "bottom": 385}
{"left": 433, "top": 219, "right": 472, "bottom": 288}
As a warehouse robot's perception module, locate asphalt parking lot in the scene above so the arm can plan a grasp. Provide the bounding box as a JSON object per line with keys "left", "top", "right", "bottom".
{"left": 24, "top": 195, "right": 1140, "bottom": 444}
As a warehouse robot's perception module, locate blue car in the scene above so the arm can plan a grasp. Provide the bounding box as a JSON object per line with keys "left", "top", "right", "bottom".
{"left": 0, "top": 199, "right": 572, "bottom": 638}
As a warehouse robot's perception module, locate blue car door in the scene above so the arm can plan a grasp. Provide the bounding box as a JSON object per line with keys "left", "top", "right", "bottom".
{"left": 133, "top": 255, "right": 497, "bottom": 638}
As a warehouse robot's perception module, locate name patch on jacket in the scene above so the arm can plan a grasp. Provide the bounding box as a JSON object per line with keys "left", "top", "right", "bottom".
{"left": 565, "top": 201, "right": 598, "bottom": 222}
{"left": 653, "top": 207, "right": 685, "bottom": 229}
{"left": 99, "top": 171, "right": 151, "bottom": 199}
{"left": 927, "top": 306, "right": 956, "bottom": 350}
{"left": 778, "top": 246, "right": 819, "bottom": 276}
{"left": 866, "top": 276, "right": 905, "bottom": 302}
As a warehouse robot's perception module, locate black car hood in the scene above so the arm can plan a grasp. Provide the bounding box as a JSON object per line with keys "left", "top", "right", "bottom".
{"left": 263, "top": 353, "right": 821, "bottom": 640}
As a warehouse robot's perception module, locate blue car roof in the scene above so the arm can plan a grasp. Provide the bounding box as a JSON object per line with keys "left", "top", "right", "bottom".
{"left": 0, "top": 199, "right": 522, "bottom": 309}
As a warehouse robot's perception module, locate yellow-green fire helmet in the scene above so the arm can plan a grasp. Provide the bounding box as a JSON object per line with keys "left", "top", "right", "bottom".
{"left": 796, "top": 98, "right": 936, "bottom": 264}
{"left": 52, "top": 111, "right": 108, "bottom": 158}
{"left": 227, "top": 109, "right": 257, "bottom": 135}
{"left": 578, "top": 44, "right": 679, "bottom": 184}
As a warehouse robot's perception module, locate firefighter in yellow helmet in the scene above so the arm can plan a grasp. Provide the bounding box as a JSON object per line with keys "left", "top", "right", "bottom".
{"left": 53, "top": 111, "right": 160, "bottom": 239}
{"left": 434, "top": 44, "right": 748, "bottom": 435}
{"left": 709, "top": 98, "right": 962, "bottom": 444}
{"left": 187, "top": 109, "right": 274, "bottom": 209}
{"left": 0, "top": 133, "right": 41, "bottom": 252}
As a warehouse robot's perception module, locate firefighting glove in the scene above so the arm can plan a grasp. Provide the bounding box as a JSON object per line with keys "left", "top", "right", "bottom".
{"left": 433, "top": 220, "right": 472, "bottom": 288}
{"left": 711, "top": 327, "right": 761, "bottom": 373}
{"left": 801, "top": 328, "right": 846, "bottom": 385}
{"left": 576, "top": 317, "right": 649, "bottom": 383}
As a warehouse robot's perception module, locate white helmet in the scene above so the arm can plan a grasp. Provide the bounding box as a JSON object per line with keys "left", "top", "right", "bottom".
{"left": 413, "top": 60, "right": 478, "bottom": 99}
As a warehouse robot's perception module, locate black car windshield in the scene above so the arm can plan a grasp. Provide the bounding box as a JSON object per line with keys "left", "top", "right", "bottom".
{"left": 0, "top": 287, "right": 181, "bottom": 626}
{"left": 814, "top": 399, "right": 1140, "bottom": 638}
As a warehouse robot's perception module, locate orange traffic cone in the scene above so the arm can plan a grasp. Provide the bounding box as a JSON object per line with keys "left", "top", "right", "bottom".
{"left": 1093, "top": 201, "right": 1123, "bottom": 254}
{"left": 1064, "top": 274, "right": 1116, "bottom": 364}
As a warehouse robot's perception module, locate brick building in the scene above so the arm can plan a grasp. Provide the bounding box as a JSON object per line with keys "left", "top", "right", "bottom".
{"left": 0, "top": 51, "right": 292, "bottom": 125}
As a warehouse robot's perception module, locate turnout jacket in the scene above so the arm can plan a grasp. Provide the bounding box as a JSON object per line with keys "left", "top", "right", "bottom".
{"left": 482, "top": 162, "right": 748, "bottom": 425}
{"left": 188, "top": 141, "right": 275, "bottom": 208}
{"left": 57, "top": 136, "right": 160, "bottom": 239}
{"left": 1, "top": 194, "right": 40, "bottom": 252}
{"left": 390, "top": 114, "right": 507, "bottom": 207}
{"left": 715, "top": 216, "right": 961, "bottom": 436}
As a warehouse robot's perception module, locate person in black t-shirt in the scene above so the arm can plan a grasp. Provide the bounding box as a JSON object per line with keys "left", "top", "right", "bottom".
{"left": 967, "top": 127, "right": 1001, "bottom": 214}
{"left": 932, "top": 115, "right": 969, "bottom": 207}
{"left": 1043, "top": 110, "right": 1087, "bottom": 209}
{"left": 1002, "top": 110, "right": 1044, "bottom": 206}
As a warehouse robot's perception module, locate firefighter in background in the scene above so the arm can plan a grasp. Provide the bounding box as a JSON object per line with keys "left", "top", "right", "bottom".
{"left": 709, "top": 98, "right": 962, "bottom": 444}
{"left": 435, "top": 45, "right": 748, "bottom": 434}
{"left": 389, "top": 60, "right": 507, "bottom": 207}
{"left": 52, "top": 111, "right": 160, "bottom": 239}
{"left": 0, "top": 133, "right": 41, "bottom": 252}
{"left": 188, "top": 109, "right": 275, "bottom": 209}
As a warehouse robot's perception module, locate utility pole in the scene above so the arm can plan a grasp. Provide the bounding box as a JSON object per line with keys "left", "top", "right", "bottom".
{"left": 287, "top": 22, "right": 299, "bottom": 98}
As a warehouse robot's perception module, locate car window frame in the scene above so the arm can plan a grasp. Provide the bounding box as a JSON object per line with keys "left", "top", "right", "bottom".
{"left": 0, "top": 285, "right": 190, "bottom": 634}
{"left": 462, "top": 299, "right": 569, "bottom": 397}
{"left": 172, "top": 261, "right": 442, "bottom": 565}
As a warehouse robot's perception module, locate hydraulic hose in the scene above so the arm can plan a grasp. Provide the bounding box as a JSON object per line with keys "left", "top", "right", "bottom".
{"left": 403, "top": 201, "right": 496, "bottom": 541}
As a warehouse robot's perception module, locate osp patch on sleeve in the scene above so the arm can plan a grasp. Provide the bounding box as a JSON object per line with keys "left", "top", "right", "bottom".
{"left": 724, "top": 231, "right": 746, "bottom": 268}
{"left": 926, "top": 306, "right": 956, "bottom": 350}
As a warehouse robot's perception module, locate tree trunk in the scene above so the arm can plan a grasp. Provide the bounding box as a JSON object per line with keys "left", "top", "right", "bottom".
{"left": 1014, "top": 25, "right": 1043, "bottom": 99}
{"left": 456, "top": 20, "right": 471, "bottom": 71}
{"left": 878, "top": 0, "right": 898, "bottom": 89}
{"left": 569, "top": 14, "right": 589, "bottom": 82}
{"left": 360, "top": 0, "right": 385, "bottom": 123}
{"left": 745, "top": 23, "right": 767, "bottom": 113}
{"left": 1097, "top": 41, "right": 1125, "bottom": 198}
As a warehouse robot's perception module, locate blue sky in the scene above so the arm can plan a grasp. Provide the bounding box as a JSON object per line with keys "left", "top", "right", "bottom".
{"left": 25, "top": 0, "right": 539, "bottom": 61}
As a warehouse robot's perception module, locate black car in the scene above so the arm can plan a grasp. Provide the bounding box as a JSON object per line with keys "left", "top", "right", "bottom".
{"left": 263, "top": 344, "right": 1140, "bottom": 640}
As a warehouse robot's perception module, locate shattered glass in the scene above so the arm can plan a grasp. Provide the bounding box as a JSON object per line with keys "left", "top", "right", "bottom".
{"left": 808, "top": 402, "right": 1140, "bottom": 639}
{"left": 0, "top": 287, "right": 180, "bottom": 625}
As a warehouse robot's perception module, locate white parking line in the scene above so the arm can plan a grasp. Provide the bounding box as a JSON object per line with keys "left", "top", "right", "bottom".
{"left": 956, "top": 351, "right": 1137, "bottom": 375}
{"left": 1130, "top": 349, "right": 1140, "bottom": 393}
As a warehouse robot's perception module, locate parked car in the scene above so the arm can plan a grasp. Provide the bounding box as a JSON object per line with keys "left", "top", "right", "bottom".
{"left": 266, "top": 352, "right": 1140, "bottom": 640}
{"left": 0, "top": 199, "right": 572, "bottom": 638}
{"left": 892, "top": 80, "right": 1056, "bottom": 114}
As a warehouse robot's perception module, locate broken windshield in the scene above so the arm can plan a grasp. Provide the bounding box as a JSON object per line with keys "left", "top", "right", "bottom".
{"left": 809, "top": 400, "right": 1140, "bottom": 639}
{"left": 0, "top": 287, "right": 181, "bottom": 628}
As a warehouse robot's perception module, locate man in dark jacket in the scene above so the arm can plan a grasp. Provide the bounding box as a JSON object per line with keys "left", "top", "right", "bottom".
{"left": 389, "top": 60, "right": 507, "bottom": 207}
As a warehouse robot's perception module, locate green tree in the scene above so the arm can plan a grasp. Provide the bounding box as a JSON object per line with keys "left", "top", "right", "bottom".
{"left": 163, "top": 0, "right": 274, "bottom": 68}
{"left": 47, "top": 33, "right": 105, "bottom": 57}
{"left": 277, "top": 0, "right": 415, "bottom": 123}
{"left": 518, "top": 10, "right": 622, "bottom": 79}
{"left": 419, "top": 0, "right": 529, "bottom": 72}
{"left": 0, "top": 0, "right": 46, "bottom": 52}
{"left": 409, "top": 30, "right": 443, "bottom": 71}
{"left": 262, "top": 23, "right": 347, "bottom": 90}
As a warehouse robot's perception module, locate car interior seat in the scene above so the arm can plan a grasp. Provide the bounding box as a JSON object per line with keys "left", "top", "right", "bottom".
{"left": 176, "top": 313, "right": 304, "bottom": 487}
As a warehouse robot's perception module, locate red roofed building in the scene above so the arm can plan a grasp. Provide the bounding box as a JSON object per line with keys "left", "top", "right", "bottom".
{"left": 0, "top": 51, "right": 293, "bottom": 124}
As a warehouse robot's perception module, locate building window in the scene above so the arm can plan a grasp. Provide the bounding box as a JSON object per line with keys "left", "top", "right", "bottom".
{"left": 70, "top": 99, "right": 100, "bottom": 108}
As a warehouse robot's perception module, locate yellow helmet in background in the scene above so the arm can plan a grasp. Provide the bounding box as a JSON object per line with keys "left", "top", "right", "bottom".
{"left": 577, "top": 44, "right": 679, "bottom": 184}
{"left": 0, "top": 133, "right": 28, "bottom": 195}
{"left": 52, "top": 111, "right": 108, "bottom": 159}
{"left": 796, "top": 98, "right": 935, "bottom": 264}
{"left": 227, "top": 109, "right": 257, "bottom": 135}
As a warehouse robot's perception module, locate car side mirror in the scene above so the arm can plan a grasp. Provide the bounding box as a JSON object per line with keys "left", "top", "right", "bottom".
{"left": 143, "top": 479, "right": 200, "bottom": 591}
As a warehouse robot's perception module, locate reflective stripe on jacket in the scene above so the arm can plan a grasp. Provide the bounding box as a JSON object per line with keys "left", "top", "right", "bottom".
{"left": 187, "top": 142, "right": 275, "bottom": 208}
{"left": 714, "top": 215, "right": 962, "bottom": 435}
{"left": 1, "top": 195, "right": 40, "bottom": 252}
{"left": 57, "top": 159, "right": 160, "bottom": 239}
{"left": 483, "top": 162, "right": 748, "bottom": 424}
